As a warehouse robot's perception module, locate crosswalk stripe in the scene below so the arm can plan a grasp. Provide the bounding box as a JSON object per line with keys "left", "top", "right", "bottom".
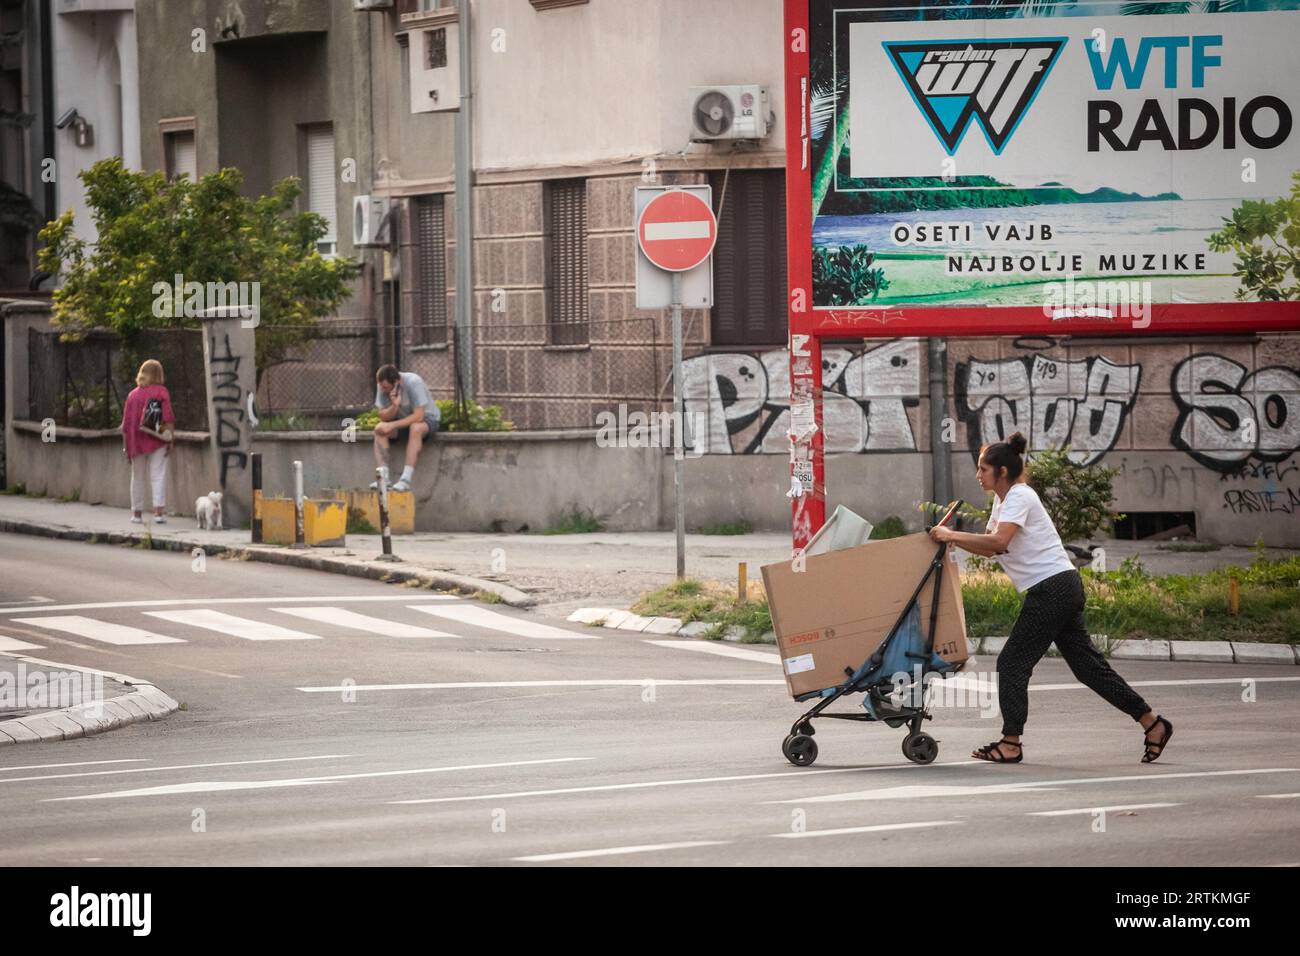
{"left": 772, "top": 821, "right": 962, "bottom": 839}
{"left": 513, "top": 841, "right": 728, "bottom": 862}
{"left": 144, "top": 609, "right": 321, "bottom": 641}
{"left": 0, "top": 595, "right": 460, "bottom": 616}
{"left": 270, "top": 607, "right": 455, "bottom": 638}
{"left": 409, "top": 604, "right": 599, "bottom": 640}
{"left": 1028, "top": 802, "right": 1181, "bottom": 816}
{"left": 12, "top": 615, "right": 185, "bottom": 646}
{"left": 0, "top": 635, "right": 43, "bottom": 651}
{"left": 645, "top": 640, "right": 780, "bottom": 664}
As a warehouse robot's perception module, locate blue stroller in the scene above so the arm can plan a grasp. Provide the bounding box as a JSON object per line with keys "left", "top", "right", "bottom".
{"left": 781, "top": 501, "right": 966, "bottom": 768}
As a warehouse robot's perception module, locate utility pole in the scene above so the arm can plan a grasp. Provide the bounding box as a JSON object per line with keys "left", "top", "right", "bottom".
{"left": 453, "top": 1, "right": 475, "bottom": 399}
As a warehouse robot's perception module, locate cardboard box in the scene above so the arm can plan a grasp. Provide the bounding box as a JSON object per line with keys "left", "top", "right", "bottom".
{"left": 761, "top": 532, "right": 968, "bottom": 699}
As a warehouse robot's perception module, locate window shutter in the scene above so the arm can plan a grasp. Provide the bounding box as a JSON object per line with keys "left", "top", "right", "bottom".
{"left": 169, "top": 131, "right": 196, "bottom": 181}
{"left": 414, "top": 195, "right": 448, "bottom": 344}
{"left": 546, "top": 179, "right": 588, "bottom": 345}
{"left": 305, "top": 125, "right": 337, "bottom": 249}
{"left": 709, "top": 169, "right": 786, "bottom": 347}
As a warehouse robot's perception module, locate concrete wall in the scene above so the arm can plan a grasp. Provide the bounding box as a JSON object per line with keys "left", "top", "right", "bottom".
{"left": 53, "top": 2, "right": 141, "bottom": 244}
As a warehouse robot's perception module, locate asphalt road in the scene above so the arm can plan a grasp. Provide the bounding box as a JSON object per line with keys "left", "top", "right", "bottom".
{"left": 1, "top": 533, "right": 1298, "bottom": 867}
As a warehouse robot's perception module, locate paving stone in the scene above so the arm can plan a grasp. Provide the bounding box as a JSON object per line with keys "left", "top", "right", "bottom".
{"left": 1231, "top": 642, "right": 1297, "bottom": 665}
{"left": 643, "top": 617, "right": 684, "bottom": 635}
{"left": 1110, "top": 639, "right": 1171, "bottom": 661}
{"left": 1169, "top": 640, "right": 1234, "bottom": 663}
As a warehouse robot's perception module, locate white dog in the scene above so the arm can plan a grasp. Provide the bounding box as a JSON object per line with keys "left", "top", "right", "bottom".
{"left": 195, "top": 491, "right": 223, "bottom": 530}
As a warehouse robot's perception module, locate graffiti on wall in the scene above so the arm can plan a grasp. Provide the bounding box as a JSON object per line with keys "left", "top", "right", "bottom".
{"left": 955, "top": 353, "right": 1141, "bottom": 466}
{"left": 1171, "top": 354, "right": 1300, "bottom": 472}
{"left": 206, "top": 331, "right": 249, "bottom": 489}
{"left": 680, "top": 339, "right": 921, "bottom": 454}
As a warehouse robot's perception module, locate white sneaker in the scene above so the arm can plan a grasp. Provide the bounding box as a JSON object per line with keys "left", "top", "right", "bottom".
{"left": 153, "top": 515, "right": 167, "bottom": 524}
{"left": 130, "top": 516, "right": 143, "bottom": 524}
{"left": 368, "top": 479, "right": 380, "bottom": 490}
{"left": 391, "top": 479, "right": 411, "bottom": 492}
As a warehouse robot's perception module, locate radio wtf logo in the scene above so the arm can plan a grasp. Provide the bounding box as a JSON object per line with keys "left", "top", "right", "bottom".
{"left": 884, "top": 38, "right": 1066, "bottom": 155}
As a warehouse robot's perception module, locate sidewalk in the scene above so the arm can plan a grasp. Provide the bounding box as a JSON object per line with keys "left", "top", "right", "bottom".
{"left": 2, "top": 494, "right": 1298, "bottom": 620}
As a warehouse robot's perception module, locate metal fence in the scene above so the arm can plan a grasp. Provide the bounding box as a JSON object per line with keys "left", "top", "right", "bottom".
{"left": 28, "top": 329, "right": 208, "bottom": 431}
{"left": 256, "top": 324, "right": 380, "bottom": 428}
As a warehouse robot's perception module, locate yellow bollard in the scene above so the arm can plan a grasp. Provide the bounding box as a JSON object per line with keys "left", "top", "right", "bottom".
{"left": 1228, "top": 575, "right": 1240, "bottom": 617}
{"left": 738, "top": 562, "right": 748, "bottom": 604}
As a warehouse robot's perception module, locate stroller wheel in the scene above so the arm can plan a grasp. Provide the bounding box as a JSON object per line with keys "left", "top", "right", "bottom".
{"left": 902, "top": 732, "right": 938, "bottom": 765}
{"left": 783, "top": 733, "right": 819, "bottom": 767}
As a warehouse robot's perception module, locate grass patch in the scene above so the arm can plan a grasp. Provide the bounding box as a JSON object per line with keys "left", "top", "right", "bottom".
{"left": 693, "top": 520, "right": 753, "bottom": 536}
{"left": 869, "top": 515, "right": 907, "bottom": 539}
{"left": 25, "top": 486, "right": 47, "bottom": 499}
{"left": 0, "top": 482, "right": 26, "bottom": 495}
{"left": 57, "top": 488, "right": 81, "bottom": 503}
{"left": 258, "top": 413, "right": 310, "bottom": 432}
{"left": 538, "top": 509, "right": 604, "bottom": 535}
{"left": 964, "top": 556, "right": 1300, "bottom": 644}
{"left": 1156, "top": 542, "right": 1222, "bottom": 553}
{"left": 631, "top": 555, "right": 1300, "bottom": 648}
{"left": 346, "top": 511, "right": 378, "bottom": 535}
{"left": 632, "top": 578, "right": 771, "bottom": 640}
{"left": 471, "top": 589, "right": 504, "bottom": 604}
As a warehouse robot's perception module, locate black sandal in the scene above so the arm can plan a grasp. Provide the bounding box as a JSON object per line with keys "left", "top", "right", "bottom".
{"left": 973, "top": 738, "right": 1023, "bottom": 763}
{"left": 1141, "top": 716, "right": 1174, "bottom": 763}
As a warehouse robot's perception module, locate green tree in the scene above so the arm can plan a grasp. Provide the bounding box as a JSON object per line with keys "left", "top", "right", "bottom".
{"left": 1207, "top": 170, "right": 1300, "bottom": 302}
{"left": 38, "top": 159, "right": 359, "bottom": 377}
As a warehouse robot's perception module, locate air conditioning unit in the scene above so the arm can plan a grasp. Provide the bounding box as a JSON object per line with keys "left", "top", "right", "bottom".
{"left": 409, "top": 23, "right": 460, "bottom": 113}
{"left": 353, "top": 195, "right": 392, "bottom": 247}
{"left": 354, "top": 0, "right": 394, "bottom": 11}
{"left": 689, "top": 85, "right": 772, "bottom": 141}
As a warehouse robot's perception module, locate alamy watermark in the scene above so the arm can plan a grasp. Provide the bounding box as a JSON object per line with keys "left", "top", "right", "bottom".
{"left": 595, "top": 404, "right": 707, "bottom": 458}
{"left": 1043, "top": 273, "right": 1152, "bottom": 328}
{"left": 0, "top": 664, "right": 104, "bottom": 716}
{"left": 151, "top": 273, "right": 260, "bottom": 327}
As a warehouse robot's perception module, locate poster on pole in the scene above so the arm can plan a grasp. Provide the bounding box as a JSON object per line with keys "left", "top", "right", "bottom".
{"left": 797, "top": 0, "right": 1300, "bottom": 336}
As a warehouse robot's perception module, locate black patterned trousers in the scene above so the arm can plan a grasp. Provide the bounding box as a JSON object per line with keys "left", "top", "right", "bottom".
{"left": 997, "top": 569, "right": 1152, "bottom": 737}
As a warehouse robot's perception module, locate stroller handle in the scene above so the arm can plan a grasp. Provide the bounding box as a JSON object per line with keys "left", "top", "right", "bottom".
{"left": 931, "top": 499, "right": 965, "bottom": 530}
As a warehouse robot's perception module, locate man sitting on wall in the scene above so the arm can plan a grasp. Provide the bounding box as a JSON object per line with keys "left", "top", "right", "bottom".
{"left": 371, "top": 364, "right": 440, "bottom": 492}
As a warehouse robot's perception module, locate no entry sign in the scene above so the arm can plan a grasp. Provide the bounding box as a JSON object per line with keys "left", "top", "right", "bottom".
{"left": 636, "top": 189, "right": 718, "bottom": 273}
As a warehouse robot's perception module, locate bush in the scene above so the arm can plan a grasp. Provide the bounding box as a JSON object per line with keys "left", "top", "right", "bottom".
{"left": 1024, "top": 446, "right": 1120, "bottom": 542}
{"left": 351, "top": 400, "right": 513, "bottom": 433}
{"left": 869, "top": 515, "right": 907, "bottom": 539}
{"left": 812, "top": 244, "right": 889, "bottom": 306}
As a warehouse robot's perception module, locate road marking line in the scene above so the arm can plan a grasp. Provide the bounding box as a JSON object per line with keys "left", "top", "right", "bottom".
{"left": 391, "top": 761, "right": 982, "bottom": 805}
{"left": 12, "top": 615, "right": 185, "bottom": 646}
{"left": 144, "top": 609, "right": 321, "bottom": 641}
{"left": 46, "top": 757, "right": 593, "bottom": 802}
{"left": 0, "top": 759, "right": 148, "bottom": 773}
{"left": 409, "top": 605, "right": 599, "bottom": 640}
{"left": 0, "top": 635, "right": 43, "bottom": 651}
{"left": 513, "top": 840, "right": 727, "bottom": 862}
{"left": 772, "top": 821, "right": 962, "bottom": 839}
{"left": 645, "top": 640, "right": 780, "bottom": 664}
{"left": 1028, "top": 802, "right": 1181, "bottom": 816}
{"left": 0, "top": 754, "right": 351, "bottom": 785}
{"left": 270, "top": 607, "right": 455, "bottom": 638}
{"left": 1030, "top": 677, "right": 1300, "bottom": 691}
{"left": 299, "top": 679, "right": 787, "bottom": 692}
{"left": 1257, "top": 793, "right": 1300, "bottom": 799}
{"left": 771, "top": 768, "right": 1300, "bottom": 804}
{"left": 0, "top": 595, "right": 459, "bottom": 615}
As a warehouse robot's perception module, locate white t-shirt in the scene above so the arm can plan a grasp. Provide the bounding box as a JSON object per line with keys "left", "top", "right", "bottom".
{"left": 986, "top": 483, "right": 1075, "bottom": 592}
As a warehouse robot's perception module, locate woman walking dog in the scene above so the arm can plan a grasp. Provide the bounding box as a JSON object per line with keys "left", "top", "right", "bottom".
{"left": 928, "top": 432, "right": 1173, "bottom": 764}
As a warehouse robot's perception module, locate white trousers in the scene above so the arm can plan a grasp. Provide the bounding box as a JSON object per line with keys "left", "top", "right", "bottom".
{"left": 130, "top": 447, "right": 168, "bottom": 512}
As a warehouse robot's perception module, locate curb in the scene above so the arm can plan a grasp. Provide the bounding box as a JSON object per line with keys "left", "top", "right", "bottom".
{"left": 566, "top": 607, "right": 1299, "bottom": 665}
{"left": 568, "top": 608, "right": 776, "bottom": 644}
{"left": 0, "top": 517, "right": 535, "bottom": 609}
{"left": 0, "top": 652, "right": 179, "bottom": 746}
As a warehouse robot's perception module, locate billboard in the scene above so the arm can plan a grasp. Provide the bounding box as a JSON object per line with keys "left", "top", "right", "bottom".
{"left": 796, "top": 0, "right": 1300, "bottom": 335}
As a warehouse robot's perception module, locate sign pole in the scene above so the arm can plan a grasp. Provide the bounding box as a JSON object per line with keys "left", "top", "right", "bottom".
{"left": 672, "top": 271, "right": 685, "bottom": 580}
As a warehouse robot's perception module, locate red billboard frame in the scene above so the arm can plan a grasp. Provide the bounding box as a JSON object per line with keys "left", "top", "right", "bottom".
{"left": 782, "top": 0, "right": 1300, "bottom": 549}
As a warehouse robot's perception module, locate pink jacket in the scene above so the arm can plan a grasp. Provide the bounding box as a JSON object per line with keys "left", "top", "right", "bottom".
{"left": 121, "top": 384, "right": 176, "bottom": 459}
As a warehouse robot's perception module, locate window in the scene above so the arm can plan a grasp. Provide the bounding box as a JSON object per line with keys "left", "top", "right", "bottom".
{"left": 424, "top": 27, "right": 447, "bottom": 69}
{"left": 709, "top": 169, "right": 787, "bottom": 347}
{"left": 303, "top": 124, "right": 337, "bottom": 256}
{"left": 163, "top": 130, "right": 196, "bottom": 181}
{"left": 412, "top": 195, "right": 448, "bottom": 346}
{"left": 545, "top": 178, "right": 589, "bottom": 346}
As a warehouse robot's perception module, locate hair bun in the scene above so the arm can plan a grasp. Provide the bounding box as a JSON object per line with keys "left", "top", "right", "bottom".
{"left": 1008, "top": 432, "right": 1028, "bottom": 455}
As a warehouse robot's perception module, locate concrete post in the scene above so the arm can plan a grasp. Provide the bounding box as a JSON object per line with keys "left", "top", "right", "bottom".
{"left": 199, "top": 307, "right": 256, "bottom": 528}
